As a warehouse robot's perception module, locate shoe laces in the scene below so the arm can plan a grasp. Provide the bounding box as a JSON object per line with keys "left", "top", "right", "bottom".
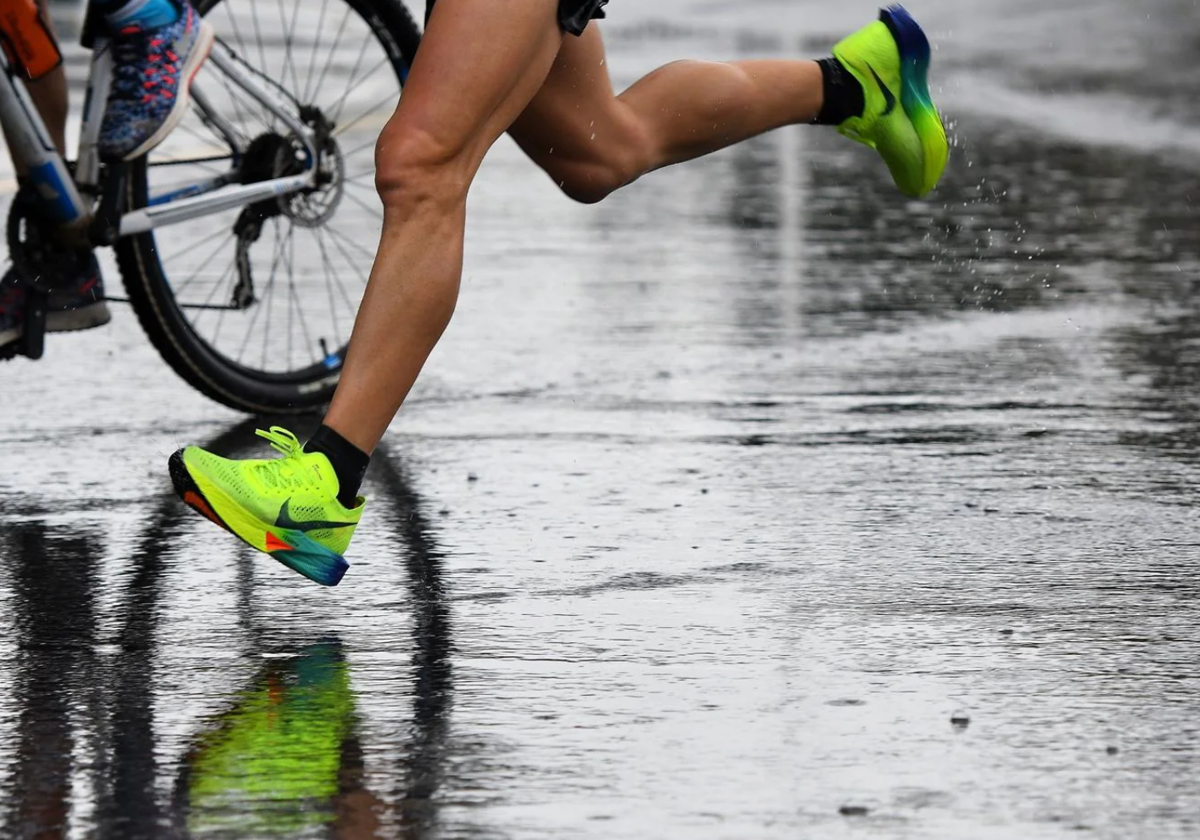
{"left": 254, "top": 426, "right": 315, "bottom": 489}
{"left": 110, "top": 20, "right": 182, "bottom": 105}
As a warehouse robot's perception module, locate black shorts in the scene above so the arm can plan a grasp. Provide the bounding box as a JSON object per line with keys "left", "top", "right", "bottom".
{"left": 425, "top": 0, "right": 607, "bottom": 36}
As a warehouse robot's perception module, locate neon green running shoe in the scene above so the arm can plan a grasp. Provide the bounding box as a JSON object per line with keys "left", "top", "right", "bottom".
{"left": 831, "top": 5, "right": 948, "bottom": 197}
{"left": 169, "top": 427, "right": 365, "bottom": 586}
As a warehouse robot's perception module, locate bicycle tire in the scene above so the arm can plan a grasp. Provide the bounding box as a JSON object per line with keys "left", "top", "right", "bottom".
{"left": 116, "top": 0, "right": 421, "bottom": 414}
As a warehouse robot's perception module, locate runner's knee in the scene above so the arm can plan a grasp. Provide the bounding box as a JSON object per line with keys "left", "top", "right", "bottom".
{"left": 374, "top": 122, "right": 471, "bottom": 214}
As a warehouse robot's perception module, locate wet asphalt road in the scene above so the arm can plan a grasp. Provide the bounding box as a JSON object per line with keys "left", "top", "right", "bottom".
{"left": 3, "top": 0, "right": 1200, "bottom": 838}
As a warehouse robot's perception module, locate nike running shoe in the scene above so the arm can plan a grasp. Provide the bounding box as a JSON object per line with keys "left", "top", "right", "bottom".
{"left": 98, "top": 3, "right": 214, "bottom": 161}
{"left": 0, "top": 255, "right": 111, "bottom": 359}
{"left": 169, "top": 427, "right": 365, "bottom": 586}
{"left": 832, "top": 5, "right": 948, "bottom": 197}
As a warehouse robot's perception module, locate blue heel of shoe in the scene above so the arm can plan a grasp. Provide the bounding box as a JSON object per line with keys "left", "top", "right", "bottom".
{"left": 879, "top": 4, "right": 933, "bottom": 113}
{"left": 269, "top": 530, "right": 349, "bottom": 587}
{"left": 878, "top": 3, "right": 947, "bottom": 194}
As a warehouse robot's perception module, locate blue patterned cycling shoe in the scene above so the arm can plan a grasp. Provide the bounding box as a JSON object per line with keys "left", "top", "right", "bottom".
{"left": 98, "top": 3, "right": 214, "bottom": 162}
{"left": 0, "top": 255, "right": 111, "bottom": 360}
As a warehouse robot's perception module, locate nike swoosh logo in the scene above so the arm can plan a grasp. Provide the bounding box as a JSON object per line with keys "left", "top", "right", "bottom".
{"left": 866, "top": 63, "right": 897, "bottom": 116}
{"left": 275, "top": 499, "right": 356, "bottom": 532}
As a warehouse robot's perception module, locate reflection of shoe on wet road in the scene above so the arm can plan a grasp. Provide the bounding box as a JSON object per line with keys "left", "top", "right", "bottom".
{"left": 183, "top": 642, "right": 359, "bottom": 835}
{"left": 833, "top": 4, "right": 949, "bottom": 197}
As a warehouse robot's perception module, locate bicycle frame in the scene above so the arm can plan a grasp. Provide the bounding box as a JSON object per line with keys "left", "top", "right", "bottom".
{"left": 0, "top": 34, "right": 320, "bottom": 246}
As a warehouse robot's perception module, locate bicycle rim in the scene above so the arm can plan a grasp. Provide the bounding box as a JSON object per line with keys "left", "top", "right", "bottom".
{"left": 119, "top": 0, "right": 418, "bottom": 413}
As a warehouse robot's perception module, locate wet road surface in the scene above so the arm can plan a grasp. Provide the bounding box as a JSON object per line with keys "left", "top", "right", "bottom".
{"left": 3, "top": 0, "right": 1200, "bottom": 837}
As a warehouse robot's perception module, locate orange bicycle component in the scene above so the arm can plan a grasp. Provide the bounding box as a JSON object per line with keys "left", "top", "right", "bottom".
{"left": 0, "top": 0, "right": 62, "bottom": 81}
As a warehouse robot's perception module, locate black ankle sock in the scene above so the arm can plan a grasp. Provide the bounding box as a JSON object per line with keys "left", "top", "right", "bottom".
{"left": 813, "top": 57, "right": 865, "bottom": 126}
{"left": 305, "top": 425, "right": 370, "bottom": 508}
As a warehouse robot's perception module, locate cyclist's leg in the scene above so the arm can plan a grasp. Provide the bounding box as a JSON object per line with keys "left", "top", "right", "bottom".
{"left": 0, "top": 0, "right": 108, "bottom": 354}
{"left": 1, "top": 0, "right": 68, "bottom": 168}
{"left": 509, "top": 26, "right": 824, "bottom": 204}
{"left": 320, "top": 0, "right": 566, "bottom": 453}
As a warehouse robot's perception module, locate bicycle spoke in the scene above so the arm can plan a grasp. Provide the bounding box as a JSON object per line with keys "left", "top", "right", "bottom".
{"left": 302, "top": 0, "right": 334, "bottom": 105}
{"left": 341, "top": 179, "right": 380, "bottom": 197}
{"left": 331, "top": 89, "right": 399, "bottom": 139}
{"left": 323, "top": 221, "right": 378, "bottom": 262}
{"left": 339, "top": 187, "right": 381, "bottom": 218}
{"left": 160, "top": 227, "right": 234, "bottom": 269}
{"left": 322, "top": 222, "right": 373, "bottom": 288}
{"left": 171, "top": 231, "right": 235, "bottom": 299}
{"left": 248, "top": 0, "right": 272, "bottom": 100}
{"left": 276, "top": 0, "right": 303, "bottom": 101}
{"left": 236, "top": 217, "right": 287, "bottom": 364}
{"left": 260, "top": 217, "right": 284, "bottom": 368}
{"left": 310, "top": 4, "right": 354, "bottom": 110}
{"left": 313, "top": 228, "right": 344, "bottom": 348}
{"left": 338, "top": 135, "right": 379, "bottom": 164}
{"left": 217, "top": 3, "right": 251, "bottom": 68}
{"left": 284, "top": 222, "right": 296, "bottom": 368}
{"left": 204, "top": 256, "right": 240, "bottom": 347}
{"left": 321, "top": 28, "right": 372, "bottom": 125}
{"left": 248, "top": 217, "right": 286, "bottom": 366}
{"left": 315, "top": 226, "right": 363, "bottom": 317}
{"left": 170, "top": 118, "right": 240, "bottom": 157}
{"left": 287, "top": 224, "right": 318, "bottom": 366}
{"left": 328, "top": 54, "right": 394, "bottom": 127}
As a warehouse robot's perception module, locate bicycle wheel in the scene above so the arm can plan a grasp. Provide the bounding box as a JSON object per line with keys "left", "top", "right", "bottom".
{"left": 116, "top": 0, "right": 421, "bottom": 414}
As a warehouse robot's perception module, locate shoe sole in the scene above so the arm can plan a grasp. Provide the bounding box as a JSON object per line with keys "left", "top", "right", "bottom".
{"left": 879, "top": 5, "right": 948, "bottom": 196}
{"left": 121, "top": 18, "right": 216, "bottom": 162}
{"left": 168, "top": 449, "right": 350, "bottom": 587}
{"left": 47, "top": 301, "right": 113, "bottom": 332}
{"left": 0, "top": 301, "right": 113, "bottom": 360}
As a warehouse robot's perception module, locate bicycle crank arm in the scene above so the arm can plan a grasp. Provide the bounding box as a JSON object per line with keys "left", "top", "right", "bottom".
{"left": 18, "top": 288, "right": 47, "bottom": 361}
{"left": 117, "top": 173, "right": 312, "bottom": 235}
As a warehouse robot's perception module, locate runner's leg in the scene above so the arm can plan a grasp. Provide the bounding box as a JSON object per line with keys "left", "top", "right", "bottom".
{"left": 320, "top": 0, "right": 565, "bottom": 453}
{"left": 509, "top": 26, "right": 825, "bottom": 203}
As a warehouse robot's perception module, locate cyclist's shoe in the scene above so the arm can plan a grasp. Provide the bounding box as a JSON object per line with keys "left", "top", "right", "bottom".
{"left": 169, "top": 427, "right": 366, "bottom": 586}
{"left": 831, "top": 5, "right": 948, "bottom": 197}
{"left": 99, "top": 3, "right": 215, "bottom": 162}
{"left": 0, "top": 255, "right": 111, "bottom": 360}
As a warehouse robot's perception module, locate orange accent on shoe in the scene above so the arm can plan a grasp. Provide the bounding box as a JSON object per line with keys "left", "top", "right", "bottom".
{"left": 183, "top": 490, "right": 225, "bottom": 529}
{"left": 265, "top": 533, "right": 294, "bottom": 553}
